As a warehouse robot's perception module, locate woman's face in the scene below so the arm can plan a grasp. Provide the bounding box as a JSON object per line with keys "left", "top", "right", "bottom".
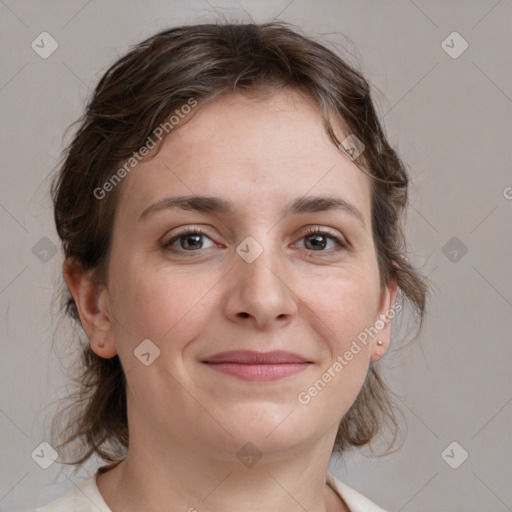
{"left": 88, "top": 90, "right": 397, "bottom": 460}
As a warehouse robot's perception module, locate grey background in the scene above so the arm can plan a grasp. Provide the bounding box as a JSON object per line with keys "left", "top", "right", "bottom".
{"left": 1, "top": 1, "right": 511, "bottom": 511}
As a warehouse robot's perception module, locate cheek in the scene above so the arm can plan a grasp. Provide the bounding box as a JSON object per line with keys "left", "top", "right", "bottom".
{"left": 109, "top": 260, "right": 220, "bottom": 357}
{"left": 309, "top": 266, "right": 381, "bottom": 353}
{"left": 295, "top": 274, "right": 379, "bottom": 423}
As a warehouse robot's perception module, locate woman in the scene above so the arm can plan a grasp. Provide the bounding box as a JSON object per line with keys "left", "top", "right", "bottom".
{"left": 37, "top": 20, "right": 428, "bottom": 512}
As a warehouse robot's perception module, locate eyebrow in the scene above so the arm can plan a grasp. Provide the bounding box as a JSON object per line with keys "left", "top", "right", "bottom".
{"left": 137, "top": 194, "right": 366, "bottom": 227}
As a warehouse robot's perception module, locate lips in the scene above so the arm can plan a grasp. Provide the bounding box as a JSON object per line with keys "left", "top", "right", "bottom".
{"left": 202, "top": 350, "right": 312, "bottom": 381}
{"left": 202, "top": 350, "right": 311, "bottom": 364}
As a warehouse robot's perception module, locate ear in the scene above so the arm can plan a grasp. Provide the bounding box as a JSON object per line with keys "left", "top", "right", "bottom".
{"left": 370, "top": 277, "right": 399, "bottom": 363}
{"left": 62, "top": 258, "right": 118, "bottom": 359}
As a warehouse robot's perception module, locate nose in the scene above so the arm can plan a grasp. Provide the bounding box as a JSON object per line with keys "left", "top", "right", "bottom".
{"left": 222, "top": 240, "right": 298, "bottom": 330}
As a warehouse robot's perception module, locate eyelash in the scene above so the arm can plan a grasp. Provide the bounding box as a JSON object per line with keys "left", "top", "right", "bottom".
{"left": 162, "top": 226, "right": 348, "bottom": 255}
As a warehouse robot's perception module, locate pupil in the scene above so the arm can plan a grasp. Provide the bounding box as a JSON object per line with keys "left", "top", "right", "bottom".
{"left": 183, "top": 234, "right": 202, "bottom": 249}
{"left": 307, "top": 234, "right": 326, "bottom": 250}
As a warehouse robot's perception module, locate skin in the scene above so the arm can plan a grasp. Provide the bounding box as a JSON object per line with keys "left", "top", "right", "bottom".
{"left": 64, "top": 89, "right": 398, "bottom": 512}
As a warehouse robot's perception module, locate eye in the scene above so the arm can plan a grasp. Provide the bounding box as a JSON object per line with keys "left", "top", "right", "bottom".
{"left": 296, "top": 227, "right": 347, "bottom": 252}
{"left": 162, "top": 226, "right": 348, "bottom": 255}
{"left": 162, "top": 227, "right": 216, "bottom": 252}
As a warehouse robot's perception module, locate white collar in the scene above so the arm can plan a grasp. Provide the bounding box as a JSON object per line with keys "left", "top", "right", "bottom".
{"left": 326, "top": 472, "right": 389, "bottom": 512}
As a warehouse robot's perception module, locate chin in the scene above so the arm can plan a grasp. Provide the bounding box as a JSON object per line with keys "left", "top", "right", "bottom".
{"left": 209, "top": 404, "right": 316, "bottom": 460}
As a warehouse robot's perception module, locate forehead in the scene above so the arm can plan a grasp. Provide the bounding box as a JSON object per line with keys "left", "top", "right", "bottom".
{"left": 117, "top": 90, "right": 372, "bottom": 225}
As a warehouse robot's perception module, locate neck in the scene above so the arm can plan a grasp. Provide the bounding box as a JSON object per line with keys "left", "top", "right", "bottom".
{"left": 96, "top": 427, "right": 348, "bottom": 512}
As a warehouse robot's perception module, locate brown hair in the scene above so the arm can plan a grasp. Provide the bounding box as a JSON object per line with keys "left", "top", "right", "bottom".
{"left": 50, "top": 19, "right": 430, "bottom": 469}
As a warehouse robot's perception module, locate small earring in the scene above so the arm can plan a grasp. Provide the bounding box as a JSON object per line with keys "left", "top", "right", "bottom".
{"left": 377, "top": 339, "right": 383, "bottom": 346}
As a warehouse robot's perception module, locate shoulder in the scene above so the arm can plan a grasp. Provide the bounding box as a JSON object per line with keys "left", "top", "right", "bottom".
{"left": 326, "top": 472, "right": 389, "bottom": 512}
{"left": 33, "top": 475, "right": 111, "bottom": 512}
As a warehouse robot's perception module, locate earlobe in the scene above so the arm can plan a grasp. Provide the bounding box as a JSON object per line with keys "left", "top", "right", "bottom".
{"left": 370, "top": 278, "right": 399, "bottom": 363}
{"left": 62, "top": 258, "right": 118, "bottom": 359}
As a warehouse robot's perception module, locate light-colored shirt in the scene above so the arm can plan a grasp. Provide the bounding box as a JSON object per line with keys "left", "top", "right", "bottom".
{"left": 32, "top": 471, "right": 388, "bottom": 512}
